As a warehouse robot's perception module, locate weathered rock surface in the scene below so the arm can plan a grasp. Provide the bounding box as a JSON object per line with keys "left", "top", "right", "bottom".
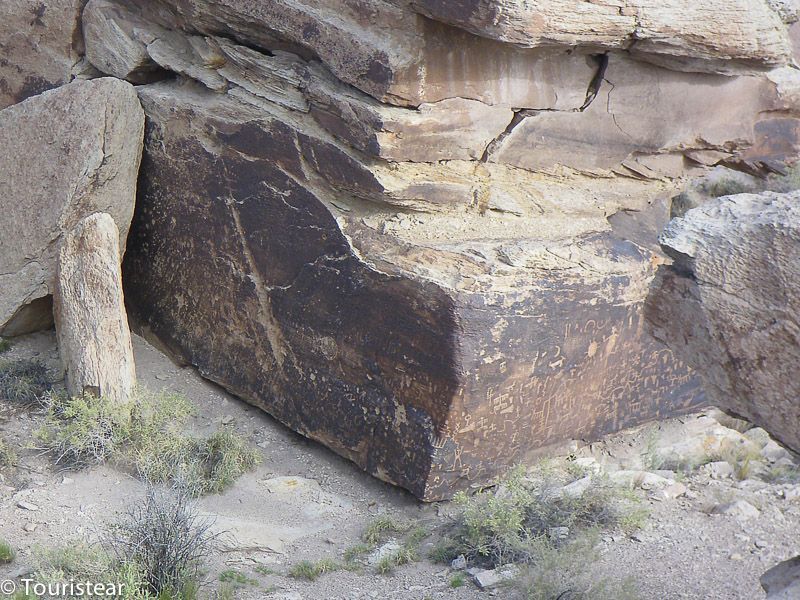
{"left": 412, "top": 0, "right": 792, "bottom": 72}
{"left": 125, "top": 0, "right": 598, "bottom": 107}
{"left": 646, "top": 191, "right": 800, "bottom": 455}
{"left": 491, "top": 58, "right": 800, "bottom": 175}
{"left": 0, "top": 0, "right": 87, "bottom": 109}
{"left": 83, "top": 0, "right": 800, "bottom": 178}
{"left": 122, "top": 75, "right": 702, "bottom": 500}
{"left": 762, "top": 556, "right": 800, "bottom": 599}
{"left": 91, "top": 0, "right": 796, "bottom": 109}
{"left": 76, "top": 0, "right": 800, "bottom": 497}
{"left": 55, "top": 213, "right": 136, "bottom": 402}
{"left": 0, "top": 78, "right": 145, "bottom": 336}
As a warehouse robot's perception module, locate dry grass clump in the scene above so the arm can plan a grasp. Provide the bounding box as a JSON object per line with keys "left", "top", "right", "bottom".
{"left": 289, "top": 558, "right": 341, "bottom": 581}
{"left": 36, "top": 387, "right": 260, "bottom": 495}
{"left": 106, "top": 485, "right": 215, "bottom": 598}
{"left": 514, "top": 533, "right": 639, "bottom": 600}
{"left": 0, "top": 359, "right": 51, "bottom": 405}
{"left": 432, "top": 463, "right": 644, "bottom": 599}
{"left": 291, "top": 516, "right": 428, "bottom": 580}
{"left": 32, "top": 486, "right": 213, "bottom": 599}
{"left": 136, "top": 427, "right": 261, "bottom": 496}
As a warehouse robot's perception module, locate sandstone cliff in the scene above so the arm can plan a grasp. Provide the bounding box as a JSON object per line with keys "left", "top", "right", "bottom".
{"left": 3, "top": 0, "right": 800, "bottom": 498}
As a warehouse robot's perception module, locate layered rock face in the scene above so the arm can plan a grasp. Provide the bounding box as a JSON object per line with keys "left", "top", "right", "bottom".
{"left": 647, "top": 191, "right": 800, "bottom": 456}
{"left": 74, "top": 0, "right": 800, "bottom": 498}
{"left": 0, "top": 78, "right": 144, "bottom": 337}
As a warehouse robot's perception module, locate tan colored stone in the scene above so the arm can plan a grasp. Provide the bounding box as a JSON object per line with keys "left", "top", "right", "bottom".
{"left": 413, "top": 0, "right": 791, "bottom": 71}
{"left": 55, "top": 213, "right": 136, "bottom": 402}
{"left": 0, "top": 78, "right": 144, "bottom": 335}
{"left": 0, "top": 0, "right": 86, "bottom": 109}
{"left": 82, "top": 7, "right": 517, "bottom": 163}
{"left": 82, "top": 0, "right": 161, "bottom": 82}
{"left": 647, "top": 191, "right": 800, "bottom": 455}
{"left": 491, "top": 55, "right": 796, "bottom": 173}
{"left": 129, "top": 0, "right": 596, "bottom": 107}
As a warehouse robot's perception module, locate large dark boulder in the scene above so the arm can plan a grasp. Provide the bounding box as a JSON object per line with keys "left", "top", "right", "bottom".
{"left": 123, "top": 79, "right": 703, "bottom": 500}
{"left": 647, "top": 191, "right": 800, "bottom": 456}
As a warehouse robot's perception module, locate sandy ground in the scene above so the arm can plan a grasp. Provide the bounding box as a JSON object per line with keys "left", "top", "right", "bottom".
{"left": 1, "top": 331, "right": 799, "bottom": 599}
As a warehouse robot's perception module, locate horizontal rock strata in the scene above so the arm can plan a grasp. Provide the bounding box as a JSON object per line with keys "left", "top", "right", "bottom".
{"left": 413, "top": 0, "right": 792, "bottom": 71}
{"left": 0, "top": 78, "right": 144, "bottom": 336}
{"left": 646, "top": 191, "right": 800, "bottom": 456}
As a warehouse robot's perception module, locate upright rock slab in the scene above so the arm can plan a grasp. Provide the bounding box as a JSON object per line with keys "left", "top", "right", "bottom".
{"left": 0, "top": 77, "right": 144, "bottom": 335}
{"left": 55, "top": 213, "right": 136, "bottom": 402}
{"left": 646, "top": 191, "right": 800, "bottom": 455}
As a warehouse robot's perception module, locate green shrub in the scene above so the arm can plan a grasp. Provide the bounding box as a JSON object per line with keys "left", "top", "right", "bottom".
{"left": 437, "top": 464, "right": 647, "bottom": 569}
{"left": 0, "top": 539, "right": 15, "bottom": 563}
{"left": 0, "top": 359, "right": 50, "bottom": 405}
{"left": 37, "top": 388, "right": 260, "bottom": 495}
{"left": 449, "top": 573, "right": 466, "bottom": 588}
{"left": 289, "top": 558, "right": 340, "bottom": 581}
{"left": 515, "top": 533, "right": 640, "bottom": 600}
{"left": 37, "top": 392, "right": 132, "bottom": 466}
{"left": 33, "top": 544, "right": 149, "bottom": 600}
{"left": 0, "top": 338, "right": 11, "bottom": 354}
{"left": 0, "top": 437, "right": 16, "bottom": 468}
